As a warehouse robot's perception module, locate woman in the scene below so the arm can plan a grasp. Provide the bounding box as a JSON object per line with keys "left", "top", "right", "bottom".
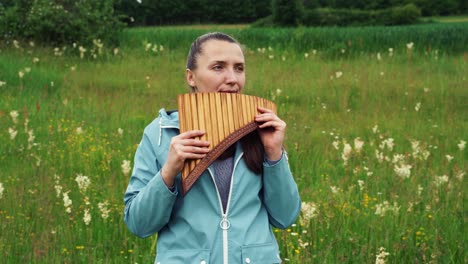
{"left": 124, "top": 32, "right": 301, "bottom": 264}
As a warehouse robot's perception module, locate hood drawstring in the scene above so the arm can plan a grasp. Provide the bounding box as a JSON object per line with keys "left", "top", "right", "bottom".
{"left": 158, "top": 118, "right": 163, "bottom": 146}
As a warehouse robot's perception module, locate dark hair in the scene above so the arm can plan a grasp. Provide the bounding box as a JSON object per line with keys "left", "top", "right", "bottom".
{"left": 186, "top": 32, "right": 264, "bottom": 175}
{"left": 186, "top": 32, "right": 240, "bottom": 70}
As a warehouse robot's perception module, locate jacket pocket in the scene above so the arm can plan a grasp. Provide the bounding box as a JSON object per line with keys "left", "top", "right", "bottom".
{"left": 241, "top": 242, "right": 282, "bottom": 264}
{"left": 155, "top": 249, "right": 210, "bottom": 264}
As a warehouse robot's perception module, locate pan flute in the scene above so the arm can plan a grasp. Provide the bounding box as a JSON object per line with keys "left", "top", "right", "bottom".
{"left": 177, "top": 92, "right": 277, "bottom": 195}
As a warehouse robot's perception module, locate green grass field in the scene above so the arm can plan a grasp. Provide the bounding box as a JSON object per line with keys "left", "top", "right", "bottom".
{"left": 0, "top": 24, "right": 467, "bottom": 263}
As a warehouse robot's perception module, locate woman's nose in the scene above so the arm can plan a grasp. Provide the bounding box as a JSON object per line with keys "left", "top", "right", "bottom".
{"left": 224, "top": 69, "right": 238, "bottom": 84}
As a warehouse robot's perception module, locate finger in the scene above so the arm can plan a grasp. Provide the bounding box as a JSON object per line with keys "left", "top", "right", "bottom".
{"left": 255, "top": 113, "right": 281, "bottom": 122}
{"left": 258, "top": 120, "right": 286, "bottom": 130}
{"left": 178, "top": 138, "right": 210, "bottom": 147}
{"left": 257, "top": 106, "right": 274, "bottom": 114}
{"left": 179, "top": 130, "right": 206, "bottom": 139}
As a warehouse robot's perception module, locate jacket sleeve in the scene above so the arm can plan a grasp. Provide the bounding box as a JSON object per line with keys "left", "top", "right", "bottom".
{"left": 123, "top": 127, "right": 177, "bottom": 238}
{"left": 262, "top": 151, "right": 301, "bottom": 229}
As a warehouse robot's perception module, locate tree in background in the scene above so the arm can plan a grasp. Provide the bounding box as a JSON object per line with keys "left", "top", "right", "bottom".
{"left": 272, "top": 0, "right": 305, "bottom": 26}
{"left": 0, "top": 0, "right": 125, "bottom": 46}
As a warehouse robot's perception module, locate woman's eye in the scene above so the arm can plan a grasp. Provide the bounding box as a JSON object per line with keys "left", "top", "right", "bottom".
{"left": 212, "top": 65, "right": 222, "bottom": 70}
{"left": 236, "top": 66, "right": 244, "bottom": 72}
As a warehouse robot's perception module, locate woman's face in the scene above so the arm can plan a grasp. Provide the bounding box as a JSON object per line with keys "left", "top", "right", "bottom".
{"left": 186, "top": 39, "right": 245, "bottom": 93}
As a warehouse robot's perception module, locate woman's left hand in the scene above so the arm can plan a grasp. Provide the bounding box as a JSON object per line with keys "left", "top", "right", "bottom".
{"left": 255, "top": 106, "right": 286, "bottom": 161}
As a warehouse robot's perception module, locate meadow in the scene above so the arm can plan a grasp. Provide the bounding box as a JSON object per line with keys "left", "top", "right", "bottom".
{"left": 0, "top": 24, "right": 466, "bottom": 263}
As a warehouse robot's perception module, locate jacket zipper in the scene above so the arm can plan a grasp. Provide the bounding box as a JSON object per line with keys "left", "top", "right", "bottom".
{"left": 208, "top": 153, "right": 243, "bottom": 264}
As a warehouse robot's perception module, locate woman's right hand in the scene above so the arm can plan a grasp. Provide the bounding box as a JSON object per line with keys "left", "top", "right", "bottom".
{"left": 161, "top": 130, "right": 210, "bottom": 187}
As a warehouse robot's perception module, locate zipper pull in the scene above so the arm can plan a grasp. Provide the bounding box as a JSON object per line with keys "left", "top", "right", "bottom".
{"left": 220, "top": 215, "right": 230, "bottom": 230}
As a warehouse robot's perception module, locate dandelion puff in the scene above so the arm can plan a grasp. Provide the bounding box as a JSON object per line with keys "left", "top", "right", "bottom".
{"left": 121, "top": 160, "right": 132, "bottom": 176}
{"left": 458, "top": 140, "right": 466, "bottom": 151}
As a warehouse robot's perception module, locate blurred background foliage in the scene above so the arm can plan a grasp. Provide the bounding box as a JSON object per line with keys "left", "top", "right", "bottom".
{"left": 0, "top": 0, "right": 467, "bottom": 46}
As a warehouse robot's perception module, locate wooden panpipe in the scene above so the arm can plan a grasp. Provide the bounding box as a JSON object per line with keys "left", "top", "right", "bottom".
{"left": 177, "top": 92, "right": 276, "bottom": 195}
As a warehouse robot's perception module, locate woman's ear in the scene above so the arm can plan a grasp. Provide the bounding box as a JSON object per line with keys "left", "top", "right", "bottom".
{"left": 185, "top": 69, "right": 196, "bottom": 88}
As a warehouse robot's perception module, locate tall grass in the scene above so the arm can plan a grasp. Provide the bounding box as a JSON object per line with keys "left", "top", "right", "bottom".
{"left": 0, "top": 26, "right": 466, "bottom": 263}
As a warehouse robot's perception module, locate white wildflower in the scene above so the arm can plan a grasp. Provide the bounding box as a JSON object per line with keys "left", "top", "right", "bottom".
{"left": 330, "top": 186, "right": 341, "bottom": 194}
{"left": 446, "top": 155, "right": 454, "bottom": 162}
{"left": 13, "top": 40, "right": 20, "bottom": 48}
{"left": 78, "top": 46, "right": 86, "bottom": 58}
{"left": 268, "top": 55, "right": 274, "bottom": 59}
{"left": 357, "top": 180, "right": 365, "bottom": 191}
{"left": 8, "top": 127, "right": 18, "bottom": 140}
{"left": 0, "top": 183, "right": 4, "bottom": 199}
{"left": 33, "top": 57, "right": 40, "bottom": 63}
{"left": 380, "top": 138, "right": 394, "bottom": 151}
{"left": 377, "top": 52, "right": 381, "bottom": 61}
{"left": 394, "top": 163, "right": 412, "bottom": 179}
{"left": 63, "top": 191, "right": 72, "bottom": 213}
{"left": 121, "top": 160, "right": 132, "bottom": 176}
{"left": 83, "top": 208, "right": 91, "bottom": 225}
{"left": 335, "top": 71, "right": 343, "bottom": 78}
{"left": 406, "top": 42, "right": 414, "bottom": 49}
{"left": 24, "top": 67, "right": 31, "bottom": 73}
{"left": 392, "top": 154, "right": 405, "bottom": 164}
{"left": 332, "top": 140, "right": 340, "bottom": 150}
{"left": 27, "top": 129, "right": 35, "bottom": 149}
{"left": 75, "top": 174, "right": 91, "bottom": 193}
{"left": 372, "top": 124, "right": 379, "bottom": 134}
{"left": 304, "top": 53, "right": 309, "bottom": 58}
{"left": 113, "top": 48, "right": 119, "bottom": 56}
{"left": 54, "top": 184, "right": 63, "bottom": 198}
{"left": 98, "top": 201, "right": 111, "bottom": 219}
{"left": 118, "top": 128, "right": 124, "bottom": 135}
{"left": 354, "top": 137, "right": 364, "bottom": 153}
{"left": 415, "top": 102, "right": 421, "bottom": 112}
{"left": 375, "top": 201, "right": 400, "bottom": 217}
{"left": 417, "top": 184, "right": 423, "bottom": 196}
{"left": 375, "top": 247, "right": 390, "bottom": 264}
{"left": 458, "top": 140, "right": 466, "bottom": 151}
{"left": 300, "top": 201, "right": 317, "bottom": 226}
{"left": 455, "top": 171, "right": 464, "bottom": 181}
{"left": 159, "top": 45, "right": 164, "bottom": 52}
{"left": 10, "top": 110, "right": 19, "bottom": 124}
{"left": 434, "top": 175, "right": 449, "bottom": 187}
{"left": 0, "top": 81, "right": 6, "bottom": 87}
{"left": 342, "top": 143, "right": 352, "bottom": 165}
{"left": 76, "top": 127, "right": 83, "bottom": 134}
{"left": 375, "top": 150, "right": 384, "bottom": 163}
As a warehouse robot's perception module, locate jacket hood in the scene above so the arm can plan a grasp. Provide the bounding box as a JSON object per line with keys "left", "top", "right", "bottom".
{"left": 158, "top": 108, "right": 179, "bottom": 128}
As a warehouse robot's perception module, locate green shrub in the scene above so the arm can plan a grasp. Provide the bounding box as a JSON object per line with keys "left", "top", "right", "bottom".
{"left": 301, "top": 4, "right": 421, "bottom": 27}
{"left": 0, "top": 0, "right": 125, "bottom": 46}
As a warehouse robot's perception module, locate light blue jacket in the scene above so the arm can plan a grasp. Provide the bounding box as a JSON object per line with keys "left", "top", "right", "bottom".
{"left": 124, "top": 109, "right": 301, "bottom": 264}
